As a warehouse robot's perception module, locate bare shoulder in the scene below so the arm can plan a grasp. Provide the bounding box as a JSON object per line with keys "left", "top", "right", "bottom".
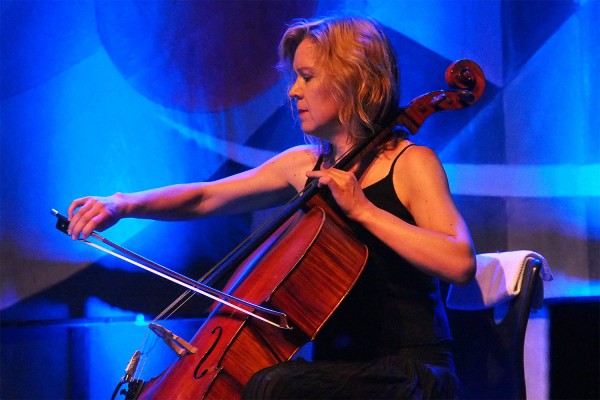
{"left": 277, "top": 144, "right": 320, "bottom": 163}
{"left": 395, "top": 144, "right": 445, "bottom": 178}
{"left": 264, "top": 144, "right": 320, "bottom": 191}
{"left": 393, "top": 144, "right": 450, "bottom": 209}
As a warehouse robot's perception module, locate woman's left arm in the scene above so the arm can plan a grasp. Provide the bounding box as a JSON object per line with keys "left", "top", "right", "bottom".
{"left": 306, "top": 146, "right": 476, "bottom": 285}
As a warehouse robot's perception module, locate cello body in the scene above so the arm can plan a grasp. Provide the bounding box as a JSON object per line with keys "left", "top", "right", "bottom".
{"left": 138, "top": 198, "right": 368, "bottom": 399}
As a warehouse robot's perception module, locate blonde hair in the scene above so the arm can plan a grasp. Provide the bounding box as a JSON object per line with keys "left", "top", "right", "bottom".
{"left": 279, "top": 16, "right": 400, "bottom": 149}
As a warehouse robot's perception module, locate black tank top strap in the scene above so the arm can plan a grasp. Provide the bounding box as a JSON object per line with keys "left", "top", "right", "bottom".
{"left": 314, "top": 154, "right": 325, "bottom": 170}
{"left": 304, "top": 154, "right": 325, "bottom": 188}
{"left": 388, "top": 143, "right": 417, "bottom": 175}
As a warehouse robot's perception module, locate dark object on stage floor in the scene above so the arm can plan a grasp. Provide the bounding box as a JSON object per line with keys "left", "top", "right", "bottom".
{"left": 548, "top": 296, "right": 600, "bottom": 399}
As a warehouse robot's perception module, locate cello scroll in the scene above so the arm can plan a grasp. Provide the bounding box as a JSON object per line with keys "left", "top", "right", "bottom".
{"left": 398, "top": 59, "right": 485, "bottom": 135}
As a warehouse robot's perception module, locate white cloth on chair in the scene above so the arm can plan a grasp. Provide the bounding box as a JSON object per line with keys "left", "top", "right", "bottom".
{"left": 446, "top": 250, "right": 552, "bottom": 310}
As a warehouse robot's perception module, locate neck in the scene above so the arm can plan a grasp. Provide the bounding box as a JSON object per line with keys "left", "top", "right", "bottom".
{"left": 323, "top": 142, "right": 350, "bottom": 168}
{"left": 325, "top": 130, "right": 355, "bottom": 160}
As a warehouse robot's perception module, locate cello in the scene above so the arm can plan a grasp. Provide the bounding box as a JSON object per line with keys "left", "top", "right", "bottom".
{"left": 53, "top": 59, "right": 485, "bottom": 399}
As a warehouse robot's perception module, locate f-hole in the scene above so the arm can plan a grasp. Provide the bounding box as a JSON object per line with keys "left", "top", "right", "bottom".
{"left": 193, "top": 326, "right": 223, "bottom": 379}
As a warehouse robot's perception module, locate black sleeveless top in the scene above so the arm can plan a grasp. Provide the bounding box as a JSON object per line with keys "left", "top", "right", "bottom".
{"left": 311, "top": 145, "right": 452, "bottom": 362}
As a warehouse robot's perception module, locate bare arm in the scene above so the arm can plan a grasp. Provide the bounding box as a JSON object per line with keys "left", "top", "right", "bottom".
{"left": 67, "top": 146, "right": 316, "bottom": 240}
{"left": 306, "top": 146, "right": 475, "bottom": 285}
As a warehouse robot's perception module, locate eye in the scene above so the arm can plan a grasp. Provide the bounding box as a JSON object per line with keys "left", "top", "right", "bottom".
{"left": 302, "top": 75, "right": 313, "bottom": 83}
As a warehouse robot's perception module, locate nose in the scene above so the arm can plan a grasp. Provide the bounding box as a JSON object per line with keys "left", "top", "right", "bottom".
{"left": 288, "top": 77, "right": 302, "bottom": 100}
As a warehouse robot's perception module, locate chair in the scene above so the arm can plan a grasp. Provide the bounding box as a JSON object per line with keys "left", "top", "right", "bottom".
{"left": 445, "top": 251, "right": 551, "bottom": 399}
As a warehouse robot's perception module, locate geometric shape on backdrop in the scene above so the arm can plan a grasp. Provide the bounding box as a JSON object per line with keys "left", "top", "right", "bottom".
{"left": 501, "top": 0, "right": 578, "bottom": 82}
{"left": 501, "top": 5, "right": 599, "bottom": 166}
{"left": 439, "top": 90, "right": 506, "bottom": 164}
{"left": 0, "top": 1, "right": 98, "bottom": 99}
{"left": 453, "top": 195, "right": 509, "bottom": 254}
{"left": 96, "top": 0, "right": 317, "bottom": 112}
{"left": 245, "top": 104, "right": 305, "bottom": 152}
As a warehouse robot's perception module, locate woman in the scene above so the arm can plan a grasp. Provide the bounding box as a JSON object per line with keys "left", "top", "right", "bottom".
{"left": 68, "top": 16, "right": 475, "bottom": 399}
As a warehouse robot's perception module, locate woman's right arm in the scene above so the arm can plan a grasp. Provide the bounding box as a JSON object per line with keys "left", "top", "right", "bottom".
{"left": 67, "top": 146, "right": 315, "bottom": 240}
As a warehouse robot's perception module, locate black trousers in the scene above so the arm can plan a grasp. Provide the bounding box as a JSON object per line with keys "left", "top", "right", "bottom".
{"left": 242, "top": 344, "right": 463, "bottom": 400}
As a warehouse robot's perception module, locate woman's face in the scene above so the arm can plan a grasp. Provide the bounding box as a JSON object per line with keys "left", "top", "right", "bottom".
{"left": 289, "top": 39, "right": 343, "bottom": 141}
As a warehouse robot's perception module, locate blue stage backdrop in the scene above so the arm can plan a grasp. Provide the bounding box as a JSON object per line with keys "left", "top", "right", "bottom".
{"left": 1, "top": 0, "right": 598, "bottom": 399}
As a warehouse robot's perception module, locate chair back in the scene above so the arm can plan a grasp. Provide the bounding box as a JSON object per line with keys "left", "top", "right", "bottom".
{"left": 446, "top": 256, "right": 543, "bottom": 399}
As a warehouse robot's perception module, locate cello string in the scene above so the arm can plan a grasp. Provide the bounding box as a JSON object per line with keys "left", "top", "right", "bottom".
{"left": 195, "top": 184, "right": 314, "bottom": 286}
{"left": 153, "top": 289, "right": 195, "bottom": 321}
{"left": 135, "top": 329, "right": 161, "bottom": 380}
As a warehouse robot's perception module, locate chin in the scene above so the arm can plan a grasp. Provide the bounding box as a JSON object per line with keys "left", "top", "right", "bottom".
{"left": 302, "top": 127, "right": 325, "bottom": 139}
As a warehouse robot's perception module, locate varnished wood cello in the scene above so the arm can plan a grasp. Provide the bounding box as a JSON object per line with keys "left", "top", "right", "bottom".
{"left": 53, "top": 59, "right": 485, "bottom": 399}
